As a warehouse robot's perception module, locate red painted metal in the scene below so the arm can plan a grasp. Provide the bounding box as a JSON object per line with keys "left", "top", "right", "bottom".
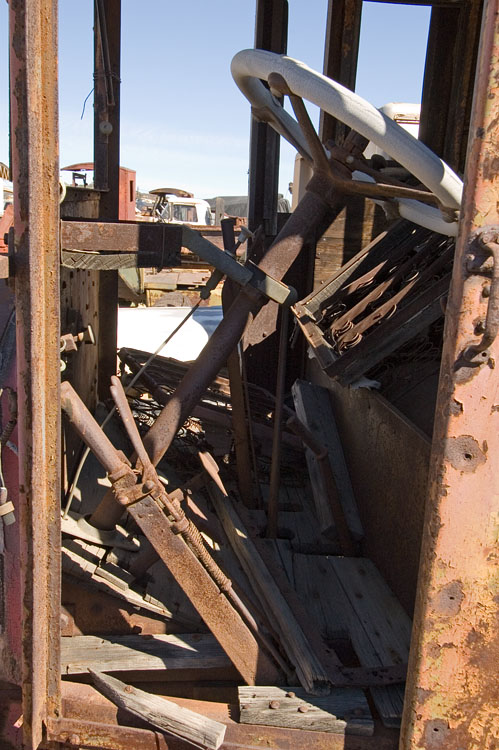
{"left": 9, "top": 2, "right": 61, "bottom": 749}
{"left": 401, "top": 1, "right": 499, "bottom": 747}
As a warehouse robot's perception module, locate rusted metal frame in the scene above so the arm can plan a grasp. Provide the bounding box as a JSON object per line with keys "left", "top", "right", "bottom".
{"left": 45, "top": 712, "right": 401, "bottom": 750}
{"left": 248, "top": 0, "right": 288, "bottom": 237}
{"left": 304, "top": 273, "right": 450, "bottom": 385}
{"left": 94, "top": 0, "right": 121, "bottom": 401}
{"left": 9, "top": 0, "right": 61, "bottom": 747}
{"left": 419, "top": 0, "right": 483, "bottom": 173}
{"left": 60, "top": 381, "right": 281, "bottom": 686}
{"left": 319, "top": 0, "right": 362, "bottom": 146}
{"left": 45, "top": 717, "right": 169, "bottom": 750}
{"left": 401, "top": 2, "right": 499, "bottom": 747}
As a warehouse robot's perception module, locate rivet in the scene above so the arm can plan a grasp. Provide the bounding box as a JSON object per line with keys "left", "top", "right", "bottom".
{"left": 269, "top": 700, "right": 280, "bottom": 709}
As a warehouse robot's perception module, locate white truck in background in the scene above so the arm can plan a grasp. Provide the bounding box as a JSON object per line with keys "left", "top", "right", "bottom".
{"left": 140, "top": 187, "right": 213, "bottom": 226}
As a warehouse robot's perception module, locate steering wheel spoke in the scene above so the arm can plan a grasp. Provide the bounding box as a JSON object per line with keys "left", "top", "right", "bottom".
{"left": 232, "top": 49, "right": 463, "bottom": 236}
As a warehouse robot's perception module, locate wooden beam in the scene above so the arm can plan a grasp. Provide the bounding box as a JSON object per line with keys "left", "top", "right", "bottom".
{"left": 208, "top": 482, "right": 335, "bottom": 695}
{"left": 61, "top": 633, "right": 231, "bottom": 676}
{"left": 292, "top": 380, "right": 363, "bottom": 540}
{"left": 320, "top": 0, "right": 362, "bottom": 146}
{"left": 90, "top": 670, "right": 226, "bottom": 750}
{"left": 60, "top": 220, "right": 182, "bottom": 270}
{"left": 238, "top": 685, "right": 373, "bottom": 735}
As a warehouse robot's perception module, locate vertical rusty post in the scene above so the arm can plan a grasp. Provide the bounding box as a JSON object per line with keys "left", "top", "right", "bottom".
{"left": 401, "top": 2, "right": 499, "bottom": 748}
{"left": 248, "top": 0, "right": 288, "bottom": 238}
{"left": 319, "top": 0, "right": 362, "bottom": 146}
{"left": 9, "top": 1, "right": 61, "bottom": 748}
{"left": 94, "top": 0, "right": 121, "bottom": 400}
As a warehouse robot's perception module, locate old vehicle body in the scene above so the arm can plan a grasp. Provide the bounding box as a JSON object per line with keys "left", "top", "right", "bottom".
{"left": 0, "top": 1, "right": 497, "bottom": 750}
{"left": 148, "top": 188, "right": 213, "bottom": 227}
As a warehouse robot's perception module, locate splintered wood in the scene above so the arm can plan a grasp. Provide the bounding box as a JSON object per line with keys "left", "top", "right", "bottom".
{"left": 90, "top": 670, "right": 226, "bottom": 750}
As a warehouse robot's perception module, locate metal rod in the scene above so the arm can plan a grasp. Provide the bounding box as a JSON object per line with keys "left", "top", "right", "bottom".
{"left": 142, "top": 188, "right": 336, "bottom": 468}
{"left": 63, "top": 302, "right": 200, "bottom": 521}
{"left": 266, "top": 306, "right": 289, "bottom": 538}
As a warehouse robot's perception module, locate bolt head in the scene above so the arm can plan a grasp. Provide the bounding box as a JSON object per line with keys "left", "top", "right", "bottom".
{"left": 297, "top": 704, "right": 309, "bottom": 713}
{"left": 269, "top": 700, "right": 280, "bottom": 710}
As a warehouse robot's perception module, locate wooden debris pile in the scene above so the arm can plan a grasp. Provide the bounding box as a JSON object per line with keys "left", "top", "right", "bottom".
{"left": 60, "top": 350, "right": 412, "bottom": 748}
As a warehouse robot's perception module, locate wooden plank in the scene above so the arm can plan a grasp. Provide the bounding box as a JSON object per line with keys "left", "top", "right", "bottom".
{"left": 208, "top": 483, "right": 334, "bottom": 695}
{"left": 61, "top": 219, "right": 181, "bottom": 266}
{"left": 293, "top": 554, "right": 350, "bottom": 642}
{"left": 61, "top": 633, "right": 230, "bottom": 675}
{"left": 293, "top": 554, "right": 409, "bottom": 728}
{"left": 238, "top": 685, "right": 373, "bottom": 735}
{"left": 61, "top": 542, "right": 198, "bottom": 627}
{"left": 331, "top": 558, "right": 412, "bottom": 667}
{"left": 90, "top": 670, "right": 226, "bottom": 750}
{"left": 292, "top": 380, "right": 363, "bottom": 540}
{"left": 330, "top": 557, "right": 410, "bottom": 728}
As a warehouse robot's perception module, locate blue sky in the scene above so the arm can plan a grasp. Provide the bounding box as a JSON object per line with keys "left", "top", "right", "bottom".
{"left": 0, "top": 1, "right": 431, "bottom": 200}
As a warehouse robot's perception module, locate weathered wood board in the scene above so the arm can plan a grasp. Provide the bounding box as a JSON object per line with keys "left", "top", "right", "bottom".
{"left": 61, "top": 633, "right": 231, "bottom": 675}
{"left": 292, "top": 380, "right": 363, "bottom": 540}
{"left": 238, "top": 686, "right": 373, "bottom": 735}
{"left": 90, "top": 670, "right": 226, "bottom": 750}
{"left": 293, "top": 554, "right": 411, "bottom": 728}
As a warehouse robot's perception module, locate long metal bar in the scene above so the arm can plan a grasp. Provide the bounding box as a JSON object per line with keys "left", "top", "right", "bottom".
{"left": 248, "top": 0, "right": 288, "bottom": 237}
{"left": 61, "top": 382, "right": 281, "bottom": 687}
{"left": 401, "top": 2, "right": 499, "bottom": 747}
{"left": 142, "top": 188, "right": 337, "bottom": 468}
{"left": 9, "top": 1, "right": 61, "bottom": 747}
{"left": 266, "top": 306, "right": 289, "bottom": 537}
{"left": 94, "top": 0, "right": 121, "bottom": 401}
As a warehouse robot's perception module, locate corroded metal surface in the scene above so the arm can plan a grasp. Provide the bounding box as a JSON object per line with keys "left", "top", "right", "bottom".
{"left": 401, "top": 1, "right": 499, "bottom": 747}
{"left": 9, "top": 1, "right": 61, "bottom": 748}
{"left": 60, "top": 382, "right": 281, "bottom": 686}
{"left": 143, "top": 188, "right": 336, "bottom": 467}
{"left": 47, "top": 682, "right": 400, "bottom": 750}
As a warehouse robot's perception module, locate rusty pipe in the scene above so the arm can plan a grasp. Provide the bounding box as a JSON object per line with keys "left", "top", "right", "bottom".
{"left": 142, "top": 188, "right": 335, "bottom": 468}
{"left": 61, "top": 381, "right": 131, "bottom": 529}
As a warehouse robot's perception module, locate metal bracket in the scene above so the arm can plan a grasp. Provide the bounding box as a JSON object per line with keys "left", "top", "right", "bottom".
{"left": 462, "top": 226, "right": 499, "bottom": 364}
{"left": 182, "top": 226, "right": 297, "bottom": 306}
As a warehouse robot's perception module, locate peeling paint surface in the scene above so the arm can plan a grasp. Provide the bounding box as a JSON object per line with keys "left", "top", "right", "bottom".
{"left": 400, "top": 3, "right": 499, "bottom": 748}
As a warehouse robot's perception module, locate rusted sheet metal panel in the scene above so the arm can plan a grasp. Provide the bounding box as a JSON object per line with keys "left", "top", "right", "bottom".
{"left": 9, "top": 1, "right": 61, "bottom": 748}
{"left": 53, "top": 683, "right": 400, "bottom": 750}
{"left": 46, "top": 718, "right": 170, "bottom": 750}
{"left": 401, "top": 2, "right": 499, "bottom": 747}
